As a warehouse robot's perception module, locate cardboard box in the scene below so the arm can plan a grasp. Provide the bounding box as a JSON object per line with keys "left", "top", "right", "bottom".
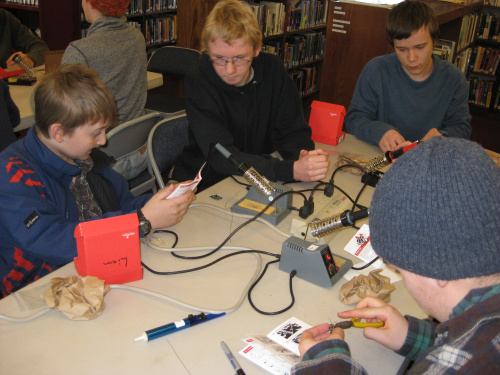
{"left": 308, "top": 100, "right": 346, "bottom": 145}
{"left": 74, "top": 214, "right": 143, "bottom": 284}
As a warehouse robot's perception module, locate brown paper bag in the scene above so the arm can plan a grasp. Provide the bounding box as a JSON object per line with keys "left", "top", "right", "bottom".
{"left": 339, "top": 269, "right": 396, "bottom": 305}
{"left": 336, "top": 154, "right": 369, "bottom": 175}
{"left": 45, "top": 275, "right": 110, "bottom": 320}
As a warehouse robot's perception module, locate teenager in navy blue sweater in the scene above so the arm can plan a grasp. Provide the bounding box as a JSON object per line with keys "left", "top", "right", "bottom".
{"left": 0, "top": 64, "right": 195, "bottom": 297}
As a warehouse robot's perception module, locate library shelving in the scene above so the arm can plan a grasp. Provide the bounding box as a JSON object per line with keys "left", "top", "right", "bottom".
{"left": 177, "top": 0, "right": 330, "bottom": 118}
{"left": 319, "top": 0, "right": 498, "bottom": 152}
{"left": 125, "top": 0, "right": 178, "bottom": 55}
{"left": 470, "top": 2, "right": 500, "bottom": 114}
{"left": 0, "top": 0, "right": 81, "bottom": 50}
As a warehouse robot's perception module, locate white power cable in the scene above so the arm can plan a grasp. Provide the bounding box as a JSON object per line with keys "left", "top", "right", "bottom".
{"left": 1, "top": 201, "right": 285, "bottom": 322}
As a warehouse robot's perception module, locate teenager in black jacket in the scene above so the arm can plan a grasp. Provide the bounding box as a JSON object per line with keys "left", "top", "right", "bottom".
{"left": 173, "top": 0, "right": 329, "bottom": 191}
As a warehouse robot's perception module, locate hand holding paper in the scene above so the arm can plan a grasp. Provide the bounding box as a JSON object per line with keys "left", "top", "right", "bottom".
{"left": 166, "top": 163, "right": 205, "bottom": 199}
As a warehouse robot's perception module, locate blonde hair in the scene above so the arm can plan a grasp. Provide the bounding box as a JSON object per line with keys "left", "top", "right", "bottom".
{"left": 35, "top": 64, "right": 117, "bottom": 137}
{"left": 201, "top": 0, "right": 262, "bottom": 53}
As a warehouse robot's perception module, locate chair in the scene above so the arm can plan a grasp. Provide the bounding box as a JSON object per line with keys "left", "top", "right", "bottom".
{"left": 101, "top": 112, "right": 163, "bottom": 196}
{"left": 44, "top": 50, "right": 65, "bottom": 74}
{"left": 145, "top": 46, "right": 201, "bottom": 117}
{"left": 147, "top": 113, "right": 190, "bottom": 189}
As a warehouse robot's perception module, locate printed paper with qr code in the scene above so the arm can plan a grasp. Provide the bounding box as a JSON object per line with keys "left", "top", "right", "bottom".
{"left": 266, "top": 317, "right": 311, "bottom": 356}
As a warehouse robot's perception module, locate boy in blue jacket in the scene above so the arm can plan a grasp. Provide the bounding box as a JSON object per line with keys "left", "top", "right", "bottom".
{"left": 0, "top": 64, "right": 195, "bottom": 297}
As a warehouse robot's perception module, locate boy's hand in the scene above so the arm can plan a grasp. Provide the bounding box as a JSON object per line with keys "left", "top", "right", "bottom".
{"left": 379, "top": 130, "right": 406, "bottom": 152}
{"left": 298, "top": 323, "right": 345, "bottom": 359}
{"left": 293, "top": 149, "right": 330, "bottom": 182}
{"left": 141, "top": 182, "right": 196, "bottom": 229}
{"left": 337, "top": 296, "right": 408, "bottom": 351}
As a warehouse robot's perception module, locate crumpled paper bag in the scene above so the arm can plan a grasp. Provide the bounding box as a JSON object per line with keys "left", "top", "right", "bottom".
{"left": 45, "top": 275, "right": 110, "bottom": 320}
{"left": 339, "top": 269, "right": 396, "bottom": 305}
{"left": 336, "top": 154, "right": 369, "bottom": 175}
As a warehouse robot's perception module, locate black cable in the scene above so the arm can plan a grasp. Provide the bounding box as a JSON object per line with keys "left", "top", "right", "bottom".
{"left": 171, "top": 189, "right": 306, "bottom": 260}
{"left": 350, "top": 179, "right": 369, "bottom": 212}
{"left": 247, "top": 259, "right": 297, "bottom": 315}
{"left": 351, "top": 256, "right": 379, "bottom": 270}
{"left": 142, "top": 249, "right": 279, "bottom": 275}
{"left": 296, "top": 186, "right": 367, "bottom": 211}
{"left": 151, "top": 229, "right": 179, "bottom": 247}
{"left": 207, "top": 142, "right": 216, "bottom": 188}
{"left": 229, "top": 175, "right": 251, "bottom": 189}
{"left": 329, "top": 163, "right": 368, "bottom": 185}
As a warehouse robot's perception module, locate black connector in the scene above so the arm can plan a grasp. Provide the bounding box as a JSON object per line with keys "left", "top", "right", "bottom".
{"left": 324, "top": 183, "right": 334, "bottom": 197}
{"left": 299, "top": 198, "right": 314, "bottom": 219}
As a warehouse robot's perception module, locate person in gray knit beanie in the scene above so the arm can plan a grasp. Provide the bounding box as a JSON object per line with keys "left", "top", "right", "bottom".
{"left": 370, "top": 136, "right": 500, "bottom": 280}
{"left": 293, "top": 137, "right": 500, "bottom": 375}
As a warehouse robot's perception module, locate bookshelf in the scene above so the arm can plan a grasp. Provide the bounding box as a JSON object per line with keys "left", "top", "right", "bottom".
{"left": 0, "top": 0, "right": 81, "bottom": 50}
{"left": 469, "top": 2, "right": 500, "bottom": 114}
{"left": 177, "top": 0, "right": 329, "bottom": 118}
{"left": 125, "top": 0, "right": 178, "bottom": 55}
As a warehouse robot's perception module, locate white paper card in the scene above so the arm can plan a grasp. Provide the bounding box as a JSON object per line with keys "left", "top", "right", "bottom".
{"left": 343, "top": 224, "right": 383, "bottom": 268}
{"left": 266, "top": 317, "right": 311, "bottom": 356}
{"left": 166, "top": 162, "right": 205, "bottom": 199}
{"left": 239, "top": 340, "right": 294, "bottom": 375}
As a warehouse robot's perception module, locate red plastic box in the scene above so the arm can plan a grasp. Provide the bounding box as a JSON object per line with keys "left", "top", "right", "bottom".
{"left": 74, "top": 214, "right": 143, "bottom": 284}
{"left": 308, "top": 100, "right": 346, "bottom": 145}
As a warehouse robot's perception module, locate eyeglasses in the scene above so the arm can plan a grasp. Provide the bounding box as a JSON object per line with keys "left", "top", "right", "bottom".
{"left": 210, "top": 56, "right": 252, "bottom": 67}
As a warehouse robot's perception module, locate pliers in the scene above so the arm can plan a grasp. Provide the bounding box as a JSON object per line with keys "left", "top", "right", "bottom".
{"left": 329, "top": 318, "right": 384, "bottom": 332}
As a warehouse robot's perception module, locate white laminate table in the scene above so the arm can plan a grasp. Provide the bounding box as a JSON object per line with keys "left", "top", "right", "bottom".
{"left": 10, "top": 71, "right": 163, "bottom": 132}
{"left": 0, "top": 135, "right": 426, "bottom": 375}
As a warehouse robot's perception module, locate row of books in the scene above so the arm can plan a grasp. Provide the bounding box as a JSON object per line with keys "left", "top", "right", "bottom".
{"left": 476, "top": 10, "right": 500, "bottom": 42}
{"left": 128, "top": 21, "right": 142, "bottom": 32}
{"left": 468, "top": 77, "right": 500, "bottom": 109}
{"left": 484, "top": 0, "right": 500, "bottom": 6}
{"left": 284, "top": 32, "right": 326, "bottom": 68}
{"left": 3, "top": 0, "right": 38, "bottom": 5}
{"left": 289, "top": 65, "right": 318, "bottom": 97}
{"left": 458, "top": 12, "right": 480, "bottom": 51}
{"left": 432, "top": 39, "right": 456, "bottom": 62}
{"left": 288, "top": 0, "right": 329, "bottom": 31}
{"left": 145, "top": 15, "right": 177, "bottom": 45}
{"left": 262, "top": 30, "right": 326, "bottom": 68}
{"left": 470, "top": 46, "right": 500, "bottom": 75}
{"left": 127, "top": 0, "right": 177, "bottom": 15}
{"left": 454, "top": 47, "right": 473, "bottom": 74}
{"left": 249, "top": 1, "right": 285, "bottom": 37}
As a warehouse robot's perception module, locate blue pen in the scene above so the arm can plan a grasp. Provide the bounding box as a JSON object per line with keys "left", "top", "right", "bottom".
{"left": 134, "top": 312, "right": 225, "bottom": 342}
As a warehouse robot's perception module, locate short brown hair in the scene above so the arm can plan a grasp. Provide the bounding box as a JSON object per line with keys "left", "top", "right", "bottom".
{"left": 386, "top": 0, "right": 439, "bottom": 47}
{"left": 201, "top": 0, "right": 262, "bottom": 53}
{"left": 35, "top": 63, "right": 117, "bottom": 137}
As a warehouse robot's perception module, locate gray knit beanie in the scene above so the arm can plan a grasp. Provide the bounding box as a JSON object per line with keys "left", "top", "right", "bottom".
{"left": 370, "top": 137, "right": 500, "bottom": 280}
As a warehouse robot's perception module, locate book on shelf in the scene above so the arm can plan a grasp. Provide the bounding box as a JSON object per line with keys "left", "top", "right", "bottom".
{"left": 470, "top": 46, "right": 500, "bottom": 75}
{"left": 494, "top": 86, "right": 500, "bottom": 110}
{"left": 433, "top": 0, "right": 465, "bottom": 3}
{"left": 249, "top": 1, "right": 285, "bottom": 37}
{"left": 288, "top": 0, "right": 329, "bottom": 31}
{"left": 468, "top": 77, "right": 497, "bottom": 108}
{"left": 477, "top": 10, "right": 500, "bottom": 42}
{"left": 433, "top": 39, "right": 455, "bottom": 62}
{"left": 484, "top": 0, "right": 500, "bottom": 6}
{"left": 284, "top": 31, "right": 325, "bottom": 68}
{"left": 458, "top": 13, "right": 479, "bottom": 51}
{"left": 454, "top": 47, "right": 472, "bottom": 74}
